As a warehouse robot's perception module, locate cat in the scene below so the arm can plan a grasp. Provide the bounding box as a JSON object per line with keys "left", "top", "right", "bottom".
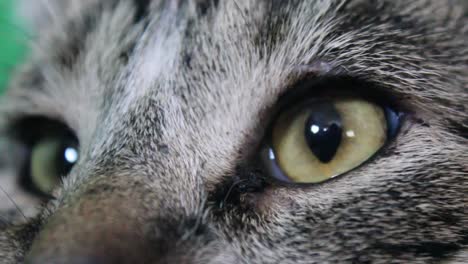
{"left": 0, "top": 0, "right": 466, "bottom": 263}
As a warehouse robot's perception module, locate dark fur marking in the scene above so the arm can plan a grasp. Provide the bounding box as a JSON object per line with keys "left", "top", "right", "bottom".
{"left": 54, "top": 1, "right": 122, "bottom": 69}
{"left": 117, "top": 0, "right": 152, "bottom": 63}
{"left": 375, "top": 241, "right": 465, "bottom": 260}
{"left": 16, "top": 68, "right": 45, "bottom": 92}
{"left": 132, "top": 0, "right": 151, "bottom": 22}
{"left": 196, "top": 0, "right": 220, "bottom": 16}
{"left": 448, "top": 120, "right": 468, "bottom": 139}
{"left": 144, "top": 215, "right": 215, "bottom": 261}
{"left": 255, "top": 0, "right": 301, "bottom": 59}
{"left": 53, "top": 12, "right": 96, "bottom": 69}
{"left": 14, "top": 217, "right": 43, "bottom": 256}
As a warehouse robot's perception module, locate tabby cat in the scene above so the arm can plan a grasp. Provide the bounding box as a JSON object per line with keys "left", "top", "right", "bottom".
{"left": 0, "top": 0, "right": 466, "bottom": 263}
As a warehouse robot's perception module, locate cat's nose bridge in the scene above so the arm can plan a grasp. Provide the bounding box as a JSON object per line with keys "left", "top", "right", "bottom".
{"left": 24, "top": 176, "right": 213, "bottom": 263}
{"left": 25, "top": 191, "right": 157, "bottom": 263}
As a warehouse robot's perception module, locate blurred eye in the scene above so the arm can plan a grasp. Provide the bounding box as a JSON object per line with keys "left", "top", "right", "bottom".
{"left": 10, "top": 117, "right": 79, "bottom": 198}
{"left": 29, "top": 136, "right": 78, "bottom": 196}
{"left": 263, "top": 97, "right": 400, "bottom": 184}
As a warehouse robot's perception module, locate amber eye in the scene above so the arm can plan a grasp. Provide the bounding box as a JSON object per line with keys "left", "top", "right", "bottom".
{"left": 263, "top": 97, "right": 400, "bottom": 184}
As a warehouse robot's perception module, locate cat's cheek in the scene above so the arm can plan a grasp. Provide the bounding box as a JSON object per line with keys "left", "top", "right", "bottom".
{"left": 239, "top": 188, "right": 297, "bottom": 215}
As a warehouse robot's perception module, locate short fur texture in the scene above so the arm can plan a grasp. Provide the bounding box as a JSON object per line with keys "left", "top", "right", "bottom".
{"left": 0, "top": 0, "right": 466, "bottom": 263}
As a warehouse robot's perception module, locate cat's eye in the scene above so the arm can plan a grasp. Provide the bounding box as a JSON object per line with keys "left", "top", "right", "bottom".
{"left": 263, "top": 97, "right": 400, "bottom": 184}
{"left": 29, "top": 136, "right": 79, "bottom": 196}
{"left": 10, "top": 117, "right": 79, "bottom": 198}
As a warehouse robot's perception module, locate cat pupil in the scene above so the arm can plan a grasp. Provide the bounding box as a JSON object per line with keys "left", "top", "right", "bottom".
{"left": 304, "top": 103, "right": 343, "bottom": 163}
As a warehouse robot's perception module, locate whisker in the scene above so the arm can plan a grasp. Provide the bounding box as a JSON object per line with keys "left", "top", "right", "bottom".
{"left": 0, "top": 185, "right": 27, "bottom": 221}
{"left": 220, "top": 179, "right": 248, "bottom": 209}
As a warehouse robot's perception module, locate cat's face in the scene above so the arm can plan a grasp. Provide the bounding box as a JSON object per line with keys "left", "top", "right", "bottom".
{"left": 0, "top": 0, "right": 466, "bottom": 263}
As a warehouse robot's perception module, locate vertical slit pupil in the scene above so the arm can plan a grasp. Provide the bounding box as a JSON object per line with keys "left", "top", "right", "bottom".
{"left": 304, "top": 102, "right": 343, "bottom": 163}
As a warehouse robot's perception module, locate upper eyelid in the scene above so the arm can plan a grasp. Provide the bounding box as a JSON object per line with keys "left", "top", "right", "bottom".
{"left": 280, "top": 61, "right": 390, "bottom": 108}
{"left": 0, "top": 96, "right": 30, "bottom": 135}
{"left": 273, "top": 76, "right": 399, "bottom": 116}
{"left": 288, "top": 62, "right": 427, "bottom": 116}
{"left": 0, "top": 83, "right": 81, "bottom": 139}
{"left": 293, "top": 61, "right": 342, "bottom": 78}
{"left": 283, "top": 61, "right": 342, "bottom": 94}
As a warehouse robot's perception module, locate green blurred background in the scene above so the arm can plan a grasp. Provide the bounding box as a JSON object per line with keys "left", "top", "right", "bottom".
{"left": 0, "top": 0, "right": 27, "bottom": 95}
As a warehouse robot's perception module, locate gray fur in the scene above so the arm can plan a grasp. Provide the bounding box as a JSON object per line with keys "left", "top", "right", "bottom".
{"left": 0, "top": 0, "right": 466, "bottom": 263}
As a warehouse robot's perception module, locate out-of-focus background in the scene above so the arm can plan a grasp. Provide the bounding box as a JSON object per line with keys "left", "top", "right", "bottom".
{"left": 0, "top": 0, "right": 27, "bottom": 95}
{"left": 0, "top": 0, "right": 27, "bottom": 168}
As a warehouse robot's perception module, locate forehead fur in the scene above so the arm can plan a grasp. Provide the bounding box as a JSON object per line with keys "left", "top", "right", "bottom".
{"left": 6, "top": 0, "right": 466, "bottom": 128}
{"left": 4, "top": 0, "right": 465, "bottom": 175}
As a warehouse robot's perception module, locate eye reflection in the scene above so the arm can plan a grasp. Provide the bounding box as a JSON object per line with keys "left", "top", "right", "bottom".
{"left": 65, "top": 147, "right": 79, "bottom": 163}
{"left": 346, "top": 130, "right": 356, "bottom": 138}
{"left": 310, "top": 125, "right": 320, "bottom": 134}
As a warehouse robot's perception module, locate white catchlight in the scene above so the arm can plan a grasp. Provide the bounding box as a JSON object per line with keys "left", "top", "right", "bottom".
{"left": 346, "top": 130, "right": 356, "bottom": 138}
{"left": 65, "top": 147, "right": 79, "bottom": 163}
{"left": 311, "top": 125, "right": 320, "bottom": 134}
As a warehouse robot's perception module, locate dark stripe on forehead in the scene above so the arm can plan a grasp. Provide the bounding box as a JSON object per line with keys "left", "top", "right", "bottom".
{"left": 255, "top": 0, "right": 302, "bottom": 59}
{"left": 195, "top": 0, "right": 220, "bottom": 16}
{"left": 53, "top": 0, "right": 147, "bottom": 70}
{"left": 448, "top": 120, "right": 468, "bottom": 139}
{"left": 133, "top": 0, "right": 152, "bottom": 22}
{"left": 52, "top": 1, "right": 118, "bottom": 69}
{"left": 375, "top": 239, "right": 468, "bottom": 261}
{"left": 55, "top": 0, "right": 221, "bottom": 71}
{"left": 54, "top": 10, "right": 98, "bottom": 69}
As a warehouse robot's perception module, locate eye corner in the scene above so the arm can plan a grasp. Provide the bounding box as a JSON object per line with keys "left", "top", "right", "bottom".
{"left": 383, "top": 106, "right": 404, "bottom": 140}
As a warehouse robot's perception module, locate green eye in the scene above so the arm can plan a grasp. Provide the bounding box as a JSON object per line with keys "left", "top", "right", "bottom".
{"left": 12, "top": 117, "right": 80, "bottom": 198}
{"left": 29, "top": 137, "right": 79, "bottom": 196}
